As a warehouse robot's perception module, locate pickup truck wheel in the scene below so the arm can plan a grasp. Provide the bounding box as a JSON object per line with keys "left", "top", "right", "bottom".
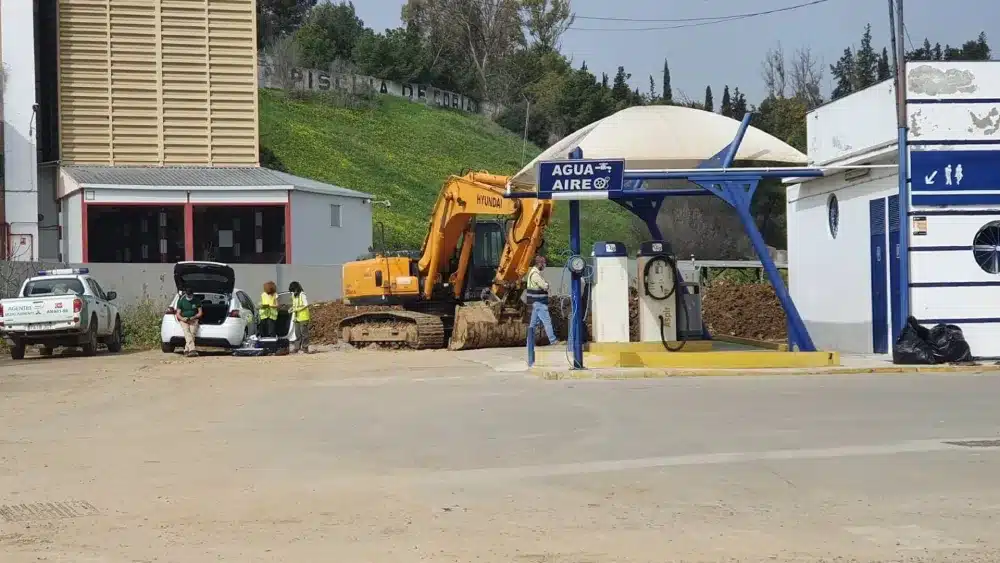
{"left": 161, "top": 342, "right": 175, "bottom": 354}
{"left": 10, "top": 342, "right": 25, "bottom": 360}
{"left": 39, "top": 346, "right": 53, "bottom": 357}
{"left": 81, "top": 317, "right": 99, "bottom": 356}
{"left": 106, "top": 317, "right": 123, "bottom": 353}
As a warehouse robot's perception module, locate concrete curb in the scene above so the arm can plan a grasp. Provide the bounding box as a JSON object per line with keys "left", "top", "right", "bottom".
{"left": 532, "top": 364, "right": 1000, "bottom": 380}
{"left": 711, "top": 334, "right": 789, "bottom": 351}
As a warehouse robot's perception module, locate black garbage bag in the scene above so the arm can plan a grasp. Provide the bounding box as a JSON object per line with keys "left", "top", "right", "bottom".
{"left": 892, "top": 316, "right": 937, "bottom": 365}
{"left": 928, "top": 323, "right": 973, "bottom": 363}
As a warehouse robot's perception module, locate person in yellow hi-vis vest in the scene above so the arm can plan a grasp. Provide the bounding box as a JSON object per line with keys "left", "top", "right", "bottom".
{"left": 259, "top": 281, "right": 279, "bottom": 337}
{"left": 288, "top": 281, "right": 311, "bottom": 353}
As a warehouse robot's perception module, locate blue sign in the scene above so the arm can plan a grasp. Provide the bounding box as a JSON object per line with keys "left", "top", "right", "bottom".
{"left": 537, "top": 159, "right": 625, "bottom": 197}
{"left": 910, "top": 150, "right": 1000, "bottom": 191}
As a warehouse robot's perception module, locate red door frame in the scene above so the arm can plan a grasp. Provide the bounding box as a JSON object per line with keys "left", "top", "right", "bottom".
{"left": 81, "top": 193, "right": 292, "bottom": 264}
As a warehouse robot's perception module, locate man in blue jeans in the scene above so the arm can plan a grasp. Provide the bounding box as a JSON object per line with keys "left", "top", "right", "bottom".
{"left": 525, "top": 255, "right": 559, "bottom": 345}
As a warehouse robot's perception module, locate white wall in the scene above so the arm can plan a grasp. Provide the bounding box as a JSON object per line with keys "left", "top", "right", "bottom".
{"left": 2, "top": 1, "right": 40, "bottom": 260}
{"left": 905, "top": 61, "right": 1000, "bottom": 358}
{"left": 787, "top": 167, "right": 899, "bottom": 353}
{"left": 62, "top": 193, "right": 83, "bottom": 263}
{"left": 290, "top": 191, "right": 372, "bottom": 265}
{"left": 807, "top": 80, "right": 896, "bottom": 165}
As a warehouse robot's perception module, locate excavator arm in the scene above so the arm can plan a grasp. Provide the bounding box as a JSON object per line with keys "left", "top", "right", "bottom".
{"left": 414, "top": 171, "right": 552, "bottom": 301}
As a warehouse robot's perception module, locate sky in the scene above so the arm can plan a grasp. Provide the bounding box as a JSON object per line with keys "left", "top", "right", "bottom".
{"left": 352, "top": 0, "right": 999, "bottom": 105}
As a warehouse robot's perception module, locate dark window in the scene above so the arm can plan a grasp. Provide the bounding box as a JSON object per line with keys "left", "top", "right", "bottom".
{"left": 23, "top": 278, "right": 85, "bottom": 296}
{"left": 827, "top": 194, "right": 839, "bottom": 239}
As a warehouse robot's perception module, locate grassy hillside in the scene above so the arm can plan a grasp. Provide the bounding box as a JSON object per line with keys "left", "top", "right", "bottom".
{"left": 258, "top": 89, "right": 639, "bottom": 262}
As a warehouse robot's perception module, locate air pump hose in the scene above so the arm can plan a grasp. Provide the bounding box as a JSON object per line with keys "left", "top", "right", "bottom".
{"left": 643, "top": 255, "right": 689, "bottom": 352}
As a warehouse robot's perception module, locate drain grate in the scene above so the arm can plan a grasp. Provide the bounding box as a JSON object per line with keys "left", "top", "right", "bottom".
{"left": 0, "top": 501, "right": 99, "bottom": 523}
{"left": 944, "top": 439, "right": 1000, "bottom": 448}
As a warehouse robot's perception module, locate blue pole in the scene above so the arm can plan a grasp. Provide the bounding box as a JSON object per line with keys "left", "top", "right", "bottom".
{"left": 527, "top": 325, "right": 535, "bottom": 367}
{"left": 568, "top": 147, "right": 584, "bottom": 369}
{"left": 569, "top": 199, "right": 584, "bottom": 369}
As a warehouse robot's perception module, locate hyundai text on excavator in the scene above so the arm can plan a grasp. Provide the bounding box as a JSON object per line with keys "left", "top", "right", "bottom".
{"left": 339, "top": 172, "right": 552, "bottom": 350}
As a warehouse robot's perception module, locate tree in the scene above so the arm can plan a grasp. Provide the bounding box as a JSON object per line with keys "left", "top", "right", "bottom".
{"left": 611, "top": 65, "right": 633, "bottom": 108}
{"left": 760, "top": 43, "right": 787, "bottom": 98}
{"left": 853, "top": 24, "right": 879, "bottom": 90}
{"left": 294, "top": 1, "right": 366, "bottom": 68}
{"left": 720, "top": 85, "right": 732, "bottom": 118}
{"left": 661, "top": 58, "right": 673, "bottom": 104}
{"left": 257, "top": 0, "right": 318, "bottom": 48}
{"left": 829, "top": 47, "right": 856, "bottom": 100}
{"left": 788, "top": 47, "right": 823, "bottom": 109}
{"left": 730, "top": 87, "right": 748, "bottom": 119}
{"left": 403, "top": 0, "right": 525, "bottom": 101}
{"left": 877, "top": 47, "right": 891, "bottom": 81}
{"left": 263, "top": 34, "right": 303, "bottom": 91}
{"left": 520, "top": 0, "right": 574, "bottom": 51}
{"left": 703, "top": 85, "right": 714, "bottom": 112}
{"left": 647, "top": 75, "right": 657, "bottom": 102}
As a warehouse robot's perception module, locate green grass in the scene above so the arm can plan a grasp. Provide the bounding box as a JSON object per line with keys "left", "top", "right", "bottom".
{"left": 258, "top": 89, "right": 640, "bottom": 261}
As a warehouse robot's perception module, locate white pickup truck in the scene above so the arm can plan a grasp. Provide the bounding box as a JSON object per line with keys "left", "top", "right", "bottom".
{"left": 0, "top": 268, "right": 123, "bottom": 360}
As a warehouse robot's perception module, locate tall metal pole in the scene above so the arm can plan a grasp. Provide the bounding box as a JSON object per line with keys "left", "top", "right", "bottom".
{"left": 893, "top": 0, "right": 911, "bottom": 341}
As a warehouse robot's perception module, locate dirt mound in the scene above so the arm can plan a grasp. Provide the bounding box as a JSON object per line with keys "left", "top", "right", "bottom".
{"left": 310, "top": 301, "right": 400, "bottom": 344}
{"left": 702, "top": 281, "right": 787, "bottom": 341}
{"left": 310, "top": 281, "right": 787, "bottom": 347}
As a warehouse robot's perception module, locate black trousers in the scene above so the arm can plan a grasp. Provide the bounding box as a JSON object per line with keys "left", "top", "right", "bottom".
{"left": 259, "top": 318, "right": 276, "bottom": 338}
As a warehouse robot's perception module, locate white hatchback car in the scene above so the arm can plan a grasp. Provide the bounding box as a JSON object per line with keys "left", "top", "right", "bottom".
{"left": 160, "top": 261, "right": 260, "bottom": 352}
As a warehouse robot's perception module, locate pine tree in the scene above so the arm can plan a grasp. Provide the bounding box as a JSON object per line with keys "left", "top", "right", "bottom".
{"left": 731, "top": 87, "right": 748, "bottom": 119}
{"left": 720, "top": 85, "right": 732, "bottom": 118}
{"left": 648, "top": 75, "right": 657, "bottom": 102}
{"left": 703, "top": 85, "right": 714, "bottom": 112}
{"left": 611, "top": 66, "right": 631, "bottom": 104}
{"left": 830, "top": 47, "right": 856, "bottom": 100}
{"left": 877, "top": 48, "right": 891, "bottom": 81}
{"left": 661, "top": 59, "right": 673, "bottom": 104}
{"left": 854, "top": 24, "right": 879, "bottom": 90}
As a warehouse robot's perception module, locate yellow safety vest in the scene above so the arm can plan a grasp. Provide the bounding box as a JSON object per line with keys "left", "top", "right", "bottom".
{"left": 260, "top": 292, "right": 278, "bottom": 320}
{"left": 292, "top": 293, "right": 310, "bottom": 322}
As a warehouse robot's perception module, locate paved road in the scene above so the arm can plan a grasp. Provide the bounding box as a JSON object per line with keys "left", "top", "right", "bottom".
{"left": 1, "top": 349, "right": 999, "bottom": 562}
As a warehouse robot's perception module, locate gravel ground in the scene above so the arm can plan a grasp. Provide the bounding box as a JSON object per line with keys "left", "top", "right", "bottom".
{"left": 1, "top": 347, "right": 999, "bottom": 562}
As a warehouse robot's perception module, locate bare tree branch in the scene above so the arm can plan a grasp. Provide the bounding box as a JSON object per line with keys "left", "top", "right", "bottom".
{"left": 760, "top": 43, "right": 787, "bottom": 98}
{"left": 789, "top": 47, "right": 824, "bottom": 109}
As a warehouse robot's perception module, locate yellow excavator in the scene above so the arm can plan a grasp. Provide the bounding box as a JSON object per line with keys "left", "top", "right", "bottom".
{"left": 339, "top": 171, "right": 552, "bottom": 350}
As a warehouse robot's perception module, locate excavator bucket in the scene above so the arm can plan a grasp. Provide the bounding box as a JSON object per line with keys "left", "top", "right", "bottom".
{"left": 448, "top": 301, "right": 535, "bottom": 350}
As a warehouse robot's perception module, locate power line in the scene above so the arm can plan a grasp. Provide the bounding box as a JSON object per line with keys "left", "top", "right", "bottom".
{"left": 568, "top": 0, "right": 833, "bottom": 31}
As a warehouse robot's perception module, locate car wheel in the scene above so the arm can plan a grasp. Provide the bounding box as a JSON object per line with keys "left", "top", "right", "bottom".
{"left": 39, "top": 346, "right": 53, "bottom": 357}
{"left": 161, "top": 342, "right": 175, "bottom": 354}
{"left": 10, "top": 341, "right": 25, "bottom": 360}
{"left": 106, "top": 317, "right": 123, "bottom": 353}
{"left": 81, "top": 317, "right": 99, "bottom": 356}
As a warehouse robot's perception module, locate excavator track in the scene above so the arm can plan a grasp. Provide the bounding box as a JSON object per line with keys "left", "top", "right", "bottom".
{"left": 339, "top": 310, "right": 446, "bottom": 350}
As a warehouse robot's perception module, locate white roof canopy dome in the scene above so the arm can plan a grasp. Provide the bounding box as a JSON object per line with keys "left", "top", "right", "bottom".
{"left": 511, "top": 105, "right": 807, "bottom": 189}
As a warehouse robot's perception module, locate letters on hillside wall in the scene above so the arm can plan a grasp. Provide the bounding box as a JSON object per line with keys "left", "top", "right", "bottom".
{"left": 258, "top": 57, "right": 503, "bottom": 118}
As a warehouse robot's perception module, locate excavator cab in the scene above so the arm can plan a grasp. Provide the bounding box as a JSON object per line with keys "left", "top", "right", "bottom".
{"left": 462, "top": 220, "right": 505, "bottom": 301}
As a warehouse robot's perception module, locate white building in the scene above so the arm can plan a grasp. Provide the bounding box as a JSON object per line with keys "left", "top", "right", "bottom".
{"left": 2, "top": 0, "right": 375, "bottom": 266}
{"left": 787, "top": 61, "right": 1000, "bottom": 357}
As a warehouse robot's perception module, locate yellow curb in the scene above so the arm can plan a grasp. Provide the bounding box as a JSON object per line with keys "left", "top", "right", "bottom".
{"left": 532, "top": 364, "right": 1000, "bottom": 380}
{"left": 712, "top": 334, "right": 789, "bottom": 351}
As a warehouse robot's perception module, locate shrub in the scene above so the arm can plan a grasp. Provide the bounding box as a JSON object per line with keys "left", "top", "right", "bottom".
{"left": 120, "top": 298, "right": 163, "bottom": 351}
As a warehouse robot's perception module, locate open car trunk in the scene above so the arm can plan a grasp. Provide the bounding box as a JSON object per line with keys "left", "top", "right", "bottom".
{"left": 174, "top": 261, "right": 235, "bottom": 295}
{"left": 194, "top": 294, "right": 231, "bottom": 326}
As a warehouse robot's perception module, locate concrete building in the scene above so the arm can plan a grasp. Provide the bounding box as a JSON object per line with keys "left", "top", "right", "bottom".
{"left": 2, "top": 0, "right": 373, "bottom": 265}
{"left": 787, "top": 61, "right": 1000, "bottom": 357}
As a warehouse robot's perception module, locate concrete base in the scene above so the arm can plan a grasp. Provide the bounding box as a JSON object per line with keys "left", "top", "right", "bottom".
{"left": 586, "top": 341, "right": 713, "bottom": 353}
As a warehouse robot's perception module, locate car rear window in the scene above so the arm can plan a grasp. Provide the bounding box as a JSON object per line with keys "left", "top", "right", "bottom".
{"left": 23, "top": 278, "right": 85, "bottom": 297}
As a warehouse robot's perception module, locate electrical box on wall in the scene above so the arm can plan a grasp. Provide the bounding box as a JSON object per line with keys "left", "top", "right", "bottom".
{"left": 590, "top": 241, "right": 630, "bottom": 343}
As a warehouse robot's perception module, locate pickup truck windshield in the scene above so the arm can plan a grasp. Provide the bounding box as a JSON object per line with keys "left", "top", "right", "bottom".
{"left": 22, "top": 278, "right": 86, "bottom": 297}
